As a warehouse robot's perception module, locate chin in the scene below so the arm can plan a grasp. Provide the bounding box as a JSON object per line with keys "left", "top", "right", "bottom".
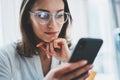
{"left": 44, "top": 37, "right": 57, "bottom": 43}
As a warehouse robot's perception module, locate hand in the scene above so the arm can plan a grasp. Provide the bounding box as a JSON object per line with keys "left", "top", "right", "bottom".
{"left": 36, "top": 38, "right": 70, "bottom": 62}
{"left": 44, "top": 60, "right": 93, "bottom": 80}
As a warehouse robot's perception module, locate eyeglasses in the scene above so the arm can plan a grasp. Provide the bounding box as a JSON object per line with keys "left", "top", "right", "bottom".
{"left": 29, "top": 11, "right": 70, "bottom": 25}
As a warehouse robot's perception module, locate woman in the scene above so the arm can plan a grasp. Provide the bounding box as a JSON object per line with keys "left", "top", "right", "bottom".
{"left": 0, "top": 0, "right": 93, "bottom": 80}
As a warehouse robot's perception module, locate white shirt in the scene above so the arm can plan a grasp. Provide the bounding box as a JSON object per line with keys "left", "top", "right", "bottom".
{"left": 0, "top": 42, "right": 60, "bottom": 80}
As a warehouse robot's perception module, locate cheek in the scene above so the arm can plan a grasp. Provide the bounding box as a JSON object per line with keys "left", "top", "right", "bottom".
{"left": 59, "top": 25, "right": 63, "bottom": 31}
{"left": 32, "top": 25, "right": 46, "bottom": 41}
{"left": 32, "top": 23, "right": 45, "bottom": 36}
{"left": 30, "top": 16, "right": 38, "bottom": 27}
{"left": 30, "top": 16, "right": 45, "bottom": 36}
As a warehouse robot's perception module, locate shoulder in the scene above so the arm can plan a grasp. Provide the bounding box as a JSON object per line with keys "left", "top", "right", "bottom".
{"left": 0, "top": 41, "right": 19, "bottom": 61}
{"left": 0, "top": 41, "right": 21, "bottom": 79}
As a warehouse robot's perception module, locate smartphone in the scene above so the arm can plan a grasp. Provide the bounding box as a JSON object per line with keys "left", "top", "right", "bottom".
{"left": 69, "top": 38, "right": 103, "bottom": 64}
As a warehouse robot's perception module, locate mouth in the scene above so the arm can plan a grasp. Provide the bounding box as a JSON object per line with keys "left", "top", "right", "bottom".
{"left": 44, "top": 31, "right": 58, "bottom": 36}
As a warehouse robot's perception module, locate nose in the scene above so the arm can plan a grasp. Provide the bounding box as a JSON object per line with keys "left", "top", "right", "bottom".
{"left": 48, "top": 16, "right": 57, "bottom": 28}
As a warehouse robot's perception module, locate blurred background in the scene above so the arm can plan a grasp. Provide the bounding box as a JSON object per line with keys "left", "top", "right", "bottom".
{"left": 0, "top": 0, "right": 120, "bottom": 80}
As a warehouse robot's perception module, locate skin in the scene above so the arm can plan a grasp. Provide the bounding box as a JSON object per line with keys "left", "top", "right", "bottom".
{"left": 44, "top": 60, "right": 93, "bottom": 80}
{"left": 30, "top": 0, "right": 64, "bottom": 42}
{"left": 30, "top": 0, "right": 70, "bottom": 61}
{"left": 30, "top": 0, "right": 93, "bottom": 79}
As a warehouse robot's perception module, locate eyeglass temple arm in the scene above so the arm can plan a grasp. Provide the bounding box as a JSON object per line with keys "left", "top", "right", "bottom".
{"left": 29, "top": 11, "right": 36, "bottom": 16}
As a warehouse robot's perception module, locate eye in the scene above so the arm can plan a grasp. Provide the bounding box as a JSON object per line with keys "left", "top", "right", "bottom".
{"left": 38, "top": 12, "right": 49, "bottom": 19}
{"left": 56, "top": 12, "right": 64, "bottom": 19}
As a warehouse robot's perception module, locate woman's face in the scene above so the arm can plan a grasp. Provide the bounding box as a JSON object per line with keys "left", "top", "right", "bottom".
{"left": 30, "top": 0, "right": 64, "bottom": 42}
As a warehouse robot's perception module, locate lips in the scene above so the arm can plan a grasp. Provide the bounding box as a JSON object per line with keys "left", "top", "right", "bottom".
{"left": 45, "top": 31, "right": 58, "bottom": 36}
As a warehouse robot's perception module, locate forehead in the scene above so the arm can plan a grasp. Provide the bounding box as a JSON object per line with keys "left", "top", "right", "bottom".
{"left": 31, "top": 0, "right": 64, "bottom": 12}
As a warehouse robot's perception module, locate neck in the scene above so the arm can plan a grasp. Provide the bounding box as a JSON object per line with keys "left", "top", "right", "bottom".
{"left": 39, "top": 49, "right": 51, "bottom": 60}
{"left": 39, "top": 50, "right": 52, "bottom": 76}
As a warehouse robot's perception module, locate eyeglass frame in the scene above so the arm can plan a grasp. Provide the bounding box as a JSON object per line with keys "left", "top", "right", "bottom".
{"left": 29, "top": 11, "right": 70, "bottom": 25}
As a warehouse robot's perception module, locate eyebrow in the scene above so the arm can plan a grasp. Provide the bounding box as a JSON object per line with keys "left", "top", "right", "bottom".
{"left": 37, "top": 9, "right": 64, "bottom": 13}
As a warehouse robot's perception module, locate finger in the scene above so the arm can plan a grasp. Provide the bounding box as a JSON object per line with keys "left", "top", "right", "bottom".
{"left": 46, "top": 44, "right": 51, "bottom": 58}
{"left": 58, "top": 39, "right": 70, "bottom": 61}
{"left": 49, "top": 42, "right": 56, "bottom": 55}
{"left": 53, "top": 60, "right": 88, "bottom": 77}
{"left": 53, "top": 38, "right": 69, "bottom": 54}
{"left": 53, "top": 38, "right": 66, "bottom": 48}
{"left": 49, "top": 42, "right": 62, "bottom": 59}
{"left": 76, "top": 73, "right": 90, "bottom": 80}
{"left": 36, "top": 42, "right": 46, "bottom": 51}
{"left": 37, "top": 43, "right": 51, "bottom": 58}
{"left": 36, "top": 42, "right": 45, "bottom": 47}
{"left": 40, "top": 45, "right": 46, "bottom": 51}
{"left": 60, "top": 64, "right": 93, "bottom": 80}
{"left": 53, "top": 38, "right": 70, "bottom": 57}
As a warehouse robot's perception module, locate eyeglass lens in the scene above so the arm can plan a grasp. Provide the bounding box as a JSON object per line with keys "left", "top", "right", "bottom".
{"left": 35, "top": 11, "right": 69, "bottom": 24}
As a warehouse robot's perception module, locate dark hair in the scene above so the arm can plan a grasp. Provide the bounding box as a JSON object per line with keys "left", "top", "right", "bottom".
{"left": 17, "top": 0, "right": 72, "bottom": 57}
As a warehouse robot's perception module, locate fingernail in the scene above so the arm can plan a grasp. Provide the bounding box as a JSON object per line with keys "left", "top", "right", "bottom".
{"left": 82, "top": 60, "right": 88, "bottom": 64}
{"left": 47, "top": 54, "right": 51, "bottom": 59}
{"left": 89, "top": 64, "right": 93, "bottom": 68}
{"left": 36, "top": 44, "right": 39, "bottom": 47}
{"left": 36, "top": 43, "right": 43, "bottom": 47}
